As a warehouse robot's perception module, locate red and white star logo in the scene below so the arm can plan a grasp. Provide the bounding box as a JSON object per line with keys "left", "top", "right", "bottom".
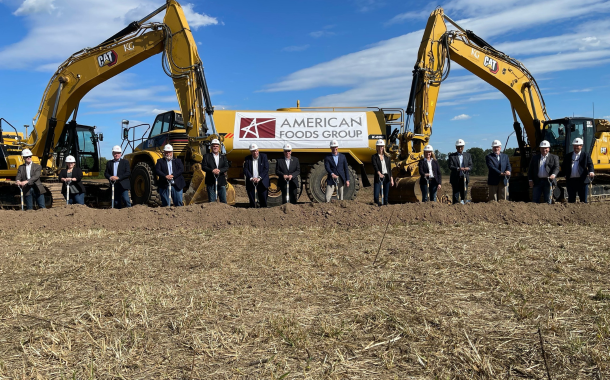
{"left": 239, "top": 118, "right": 276, "bottom": 138}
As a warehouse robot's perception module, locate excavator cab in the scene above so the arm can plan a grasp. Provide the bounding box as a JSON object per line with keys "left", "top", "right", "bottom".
{"left": 53, "top": 121, "right": 101, "bottom": 176}
{"left": 543, "top": 117, "right": 596, "bottom": 162}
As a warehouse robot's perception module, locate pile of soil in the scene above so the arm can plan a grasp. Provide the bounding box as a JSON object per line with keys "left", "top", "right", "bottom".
{"left": 1, "top": 199, "right": 606, "bottom": 233}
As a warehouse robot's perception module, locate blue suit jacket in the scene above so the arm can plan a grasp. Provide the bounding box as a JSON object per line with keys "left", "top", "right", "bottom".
{"left": 324, "top": 153, "right": 350, "bottom": 186}
{"left": 486, "top": 153, "right": 512, "bottom": 186}
{"left": 155, "top": 158, "right": 186, "bottom": 190}
{"left": 244, "top": 153, "right": 270, "bottom": 189}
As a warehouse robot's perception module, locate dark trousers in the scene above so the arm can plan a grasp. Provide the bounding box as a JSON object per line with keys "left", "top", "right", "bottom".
{"left": 532, "top": 180, "right": 552, "bottom": 204}
{"left": 374, "top": 180, "right": 390, "bottom": 206}
{"left": 24, "top": 187, "right": 46, "bottom": 210}
{"left": 207, "top": 185, "right": 227, "bottom": 203}
{"left": 451, "top": 177, "right": 468, "bottom": 204}
{"left": 247, "top": 183, "right": 268, "bottom": 207}
{"left": 280, "top": 181, "right": 298, "bottom": 204}
{"left": 420, "top": 177, "right": 439, "bottom": 202}
{"left": 567, "top": 178, "right": 588, "bottom": 203}
{"left": 113, "top": 185, "right": 131, "bottom": 209}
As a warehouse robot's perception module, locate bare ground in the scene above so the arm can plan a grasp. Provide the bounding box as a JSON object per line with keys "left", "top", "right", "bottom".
{"left": 0, "top": 187, "right": 609, "bottom": 379}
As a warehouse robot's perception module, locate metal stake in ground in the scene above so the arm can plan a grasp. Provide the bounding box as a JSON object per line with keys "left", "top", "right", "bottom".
{"left": 373, "top": 207, "right": 395, "bottom": 266}
{"left": 18, "top": 185, "right": 24, "bottom": 211}
{"left": 111, "top": 180, "right": 115, "bottom": 209}
{"left": 66, "top": 178, "right": 70, "bottom": 206}
{"left": 380, "top": 176, "right": 384, "bottom": 206}
{"left": 168, "top": 179, "right": 172, "bottom": 206}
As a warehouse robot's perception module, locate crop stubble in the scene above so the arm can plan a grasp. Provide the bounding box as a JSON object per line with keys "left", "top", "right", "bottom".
{"left": 0, "top": 202, "right": 609, "bottom": 379}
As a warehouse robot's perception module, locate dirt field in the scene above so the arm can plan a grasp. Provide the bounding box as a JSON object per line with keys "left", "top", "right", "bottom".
{"left": 1, "top": 184, "right": 609, "bottom": 379}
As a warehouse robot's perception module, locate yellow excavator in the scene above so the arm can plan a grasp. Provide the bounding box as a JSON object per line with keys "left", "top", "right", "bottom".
{"left": 403, "top": 7, "right": 610, "bottom": 202}
{"left": 0, "top": 0, "right": 231, "bottom": 207}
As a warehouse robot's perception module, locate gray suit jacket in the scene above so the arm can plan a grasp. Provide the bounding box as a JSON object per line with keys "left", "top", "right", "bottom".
{"left": 15, "top": 163, "right": 46, "bottom": 196}
{"left": 528, "top": 153, "right": 560, "bottom": 185}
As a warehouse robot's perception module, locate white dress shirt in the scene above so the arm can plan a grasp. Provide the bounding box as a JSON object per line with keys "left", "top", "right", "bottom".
{"left": 253, "top": 158, "right": 259, "bottom": 179}
{"left": 538, "top": 154, "right": 548, "bottom": 178}
{"left": 458, "top": 153, "right": 464, "bottom": 177}
{"left": 25, "top": 163, "right": 32, "bottom": 180}
{"left": 113, "top": 160, "right": 120, "bottom": 177}
{"left": 213, "top": 153, "right": 220, "bottom": 168}
{"left": 426, "top": 159, "right": 434, "bottom": 179}
{"left": 285, "top": 159, "right": 291, "bottom": 173}
{"left": 380, "top": 155, "right": 388, "bottom": 174}
{"left": 570, "top": 152, "right": 582, "bottom": 178}
{"left": 166, "top": 158, "right": 174, "bottom": 184}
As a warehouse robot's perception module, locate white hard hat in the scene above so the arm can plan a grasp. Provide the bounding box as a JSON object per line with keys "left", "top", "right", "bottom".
{"left": 492, "top": 140, "right": 502, "bottom": 147}
{"left": 65, "top": 155, "right": 76, "bottom": 163}
{"left": 163, "top": 144, "right": 173, "bottom": 152}
{"left": 112, "top": 145, "right": 122, "bottom": 153}
{"left": 455, "top": 139, "right": 465, "bottom": 147}
{"left": 210, "top": 139, "right": 220, "bottom": 145}
{"left": 330, "top": 140, "right": 339, "bottom": 148}
{"left": 21, "top": 149, "right": 32, "bottom": 157}
{"left": 376, "top": 139, "right": 385, "bottom": 146}
{"left": 423, "top": 144, "right": 434, "bottom": 152}
{"left": 539, "top": 140, "right": 550, "bottom": 148}
{"left": 572, "top": 137, "right": 583, "bottom": 145}
{"left": 283, "top": 143, "right": 292, "bottom": 151}
{"left": 249, "top": 143, "right": 259, "bottom": 151}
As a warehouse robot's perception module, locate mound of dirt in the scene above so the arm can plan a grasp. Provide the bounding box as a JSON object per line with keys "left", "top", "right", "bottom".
{"left": 1, "top": 200, "right": 607, "bottom": 233}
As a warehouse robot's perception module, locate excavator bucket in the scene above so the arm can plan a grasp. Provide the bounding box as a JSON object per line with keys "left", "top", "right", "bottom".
{"left": 183, "top": 163, "right": 236, "bottom": 205}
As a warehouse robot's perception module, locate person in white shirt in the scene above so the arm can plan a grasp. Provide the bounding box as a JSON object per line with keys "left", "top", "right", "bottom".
{"left": 561, "top": 137, "right": 595, "bottom": 203}
{"left": 14, "top": 149, "right": 46, "bottom": 209}
{"left": 448, "top": 139, "right": 473, "bottom": 204}
{"left": 275, "top": 143, "right": 300, "bottom": 204}
{"left": 417, "top": 145, "right": 442, "bottom": 202}
{"left": 528, "top": 140, "right": 559, "bottom": 204}
{"left": 371, "top": 139, "right": 394, "bottom": 206}
{"left": 244, "top": 143, "right": 269, "bottom": 207}
{"left": 202, "top": 139, "right": 229, "bottom": 203}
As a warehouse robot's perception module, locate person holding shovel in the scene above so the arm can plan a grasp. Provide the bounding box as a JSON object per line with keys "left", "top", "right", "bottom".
{"left": 155, "top": 144, "right": 185, "bottom": 207}
{"left": 528, "top": 140, "right": 559, "bottom": 204}
{"left": 324, "top": 140, "right": 350, "bottom": 202}
{"left": 448, "top": 139, "right": 473, "bottom": 204}
{"left": 59, "top": 155, "right": 85, "bottom": 205}
{"left": 372, "top": 139, "right": 393, "bottom": 206}
{"left": 418, "top": 145, "right": 442, "bottom": 202}
{"left": 104, "top": 145, "right": 131, "bottom": 209}
{"left": 14, "top": 149, "right": 46, "bottom": 210}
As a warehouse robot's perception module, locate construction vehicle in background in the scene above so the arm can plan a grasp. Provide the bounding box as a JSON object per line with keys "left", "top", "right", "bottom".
{"left": 0, "top": 0, "right": 235, "bottom": 207}
{"left": 406, "top": 7, "right": 610, "bottom": 202}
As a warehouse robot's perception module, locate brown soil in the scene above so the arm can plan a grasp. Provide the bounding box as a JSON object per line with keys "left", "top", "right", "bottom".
{"left": 1, "top": 182, "right": 608, "bottom": 379}
{"left": 0, "top": 193, "right": 607, "bottom": 233}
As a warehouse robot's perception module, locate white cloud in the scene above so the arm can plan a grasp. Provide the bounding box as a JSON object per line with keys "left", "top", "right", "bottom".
{"left": 1, "top": 0, "right": 219, "bottom": 69}
{"left": 451, "top": 114, "right": 471, "bottom": 121}
{"left": 385, "top": 10, "right": 429, "bottom": 25}
{"left": 14, "top": 0, "right": 55, "bottom": 15}
{"left": 310, "top": 31, "right": 335, "bottom": 38}
{"left": 283, "top": 44, "right": 310, "bottom": 52}
{"left": 264, "top": 0, "right": 610, "bottom": 108}
{"left": 569, "top": 88, "right": 592, "bottom": 93}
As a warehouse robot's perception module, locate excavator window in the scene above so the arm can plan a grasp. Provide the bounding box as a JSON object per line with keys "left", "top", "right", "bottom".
{"left": 543, "top": 122, "right": 567, "bottom": 157}
{"left": 150, "top": 115, "right": 165, "bottom": 137}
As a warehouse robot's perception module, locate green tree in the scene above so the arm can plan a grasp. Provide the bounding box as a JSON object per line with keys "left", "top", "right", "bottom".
{"left": 434, "top": 149, "right": 450, "bottom": 175}
{"left": 467, "top": 147, "right": 488, "bottom": 176}
{"left": 97, "top": 157, "right": 109, "bottom": 178}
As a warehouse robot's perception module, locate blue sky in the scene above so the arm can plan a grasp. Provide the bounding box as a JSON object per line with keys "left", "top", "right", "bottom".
{"left": 1, "top": 0, "right": 610, "bottom": 157}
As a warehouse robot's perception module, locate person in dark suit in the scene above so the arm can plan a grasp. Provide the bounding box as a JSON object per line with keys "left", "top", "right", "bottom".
{"left": 155, "top": 144, "right": 185, "bottom": 207}
{"left": 561, "top": 137, "right": 595, "bottom": 203}
{"left": 59, "top": 155, "right": 85, "bottom": 205}
{"left": 275, "top": 143, "right": 300, "bottom": 204}
{"left": 528, "top": 140, "right": 560, "bottom": 204}
{"left": 371, "top": 139, "right": 393, "bottom": 206}
{"left": 201, "top": 139, "right": 229, "bottom": 203}
{"left": 244, "top": 143, "right": 269, "bottom": 207}
{"left": 104, "top": 145, "right": 131, "bottom": 208}
{"left": 324, "top": 140, "right": 351, "bottom": 202}
{"left": 418, "top": 145, "right": 442, "bottom": 202}
{"left": 14, "top": 148, "right": 46, "bottom": 209}
{"left": 485, "top": 140, "right": 512, "bottom": 201}
{"left": 448, "top": 139, "right": 473, "bottom": 204}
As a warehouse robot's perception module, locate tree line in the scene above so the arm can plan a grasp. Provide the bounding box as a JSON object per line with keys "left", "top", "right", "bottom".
{"left": 434, "top": 147, "right": 516, "bottom": 176}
